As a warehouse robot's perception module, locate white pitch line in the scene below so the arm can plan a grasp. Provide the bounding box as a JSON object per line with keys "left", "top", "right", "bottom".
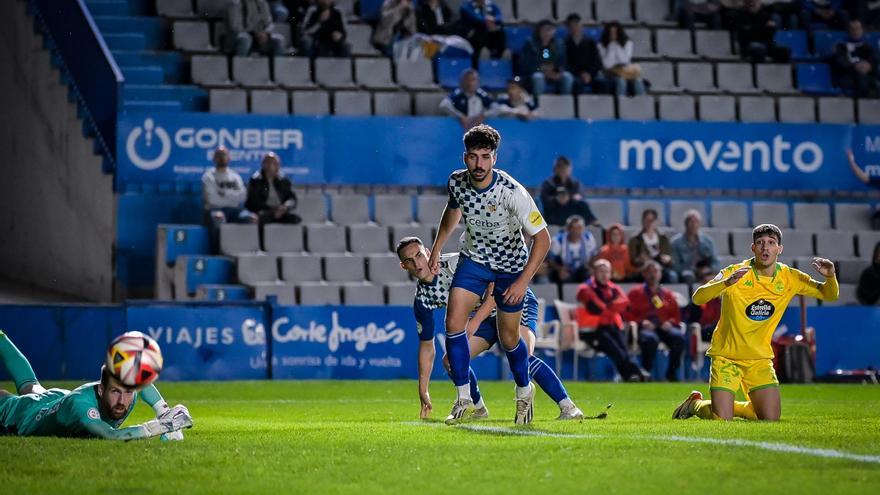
{"left": 405, "top": 422, "right": 880, "bottom": 465}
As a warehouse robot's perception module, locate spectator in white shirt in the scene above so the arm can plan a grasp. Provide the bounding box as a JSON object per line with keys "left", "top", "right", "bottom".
{"left": 202, "top": 147, "right": 251, "bottom": 252}
{"left": 598, "top": 21, "right": 646, "bottom": 96}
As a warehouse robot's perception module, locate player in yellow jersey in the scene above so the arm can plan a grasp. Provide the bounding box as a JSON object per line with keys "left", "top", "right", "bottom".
{"left": 672, "top": 224, "right": 838, "bottom": 421}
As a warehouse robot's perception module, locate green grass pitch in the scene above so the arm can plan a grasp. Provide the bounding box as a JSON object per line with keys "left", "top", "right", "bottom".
{"left": 1, "top": 380, "right": 879, "bottom": 494}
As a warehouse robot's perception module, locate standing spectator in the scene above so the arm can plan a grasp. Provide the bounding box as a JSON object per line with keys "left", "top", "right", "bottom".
{"left": 459, "top": 0, "right": 510, "bottom": 61}
{"left": 416, "top": 0, "right": 457, "bottom": 35}
{"left": 519, "top": 20, "right": 574, "bottom": 96}
{"left": 624, "top": 261, "right": 687, "bottom": 382}
{"left": 547, "top": 215, "right": 598, "bottom": 284}
{"left": 439, "top": 68, "right": 496, "bottom": 129}
{"left": 303, "top": 0, "right": 349, "bottom": 57}
{"left": 563, "top": 14, "right": 609, "bottom": 95}
{"left": 857, "top": 241, "right": 880, "bottom": 305}
{"left": 225, "top": 0, "right": 286, "bottom": 56}
{"left": 800, "top": 0, "right": 850, "bottom": 31}
{"left": 494, "top": 77, "right": 539, "bottom": 120}
{"left": 372, "top": 0, "right": 417, "bottom": 55}
{"left": 202, "top": 147, "right": 250, "bottom": 252}
{"left": 598, "top": 21, "right": 646, "bottom": 96}
{"left": 596, "top": 224, "right": 636, "bottom": 282}
{"left": 671, "top": 209, "right": 719, "bottom": 283}
{"left": 629, "top": 208, "right": 678, "bottom": 283}
{"left": 727, "top": 0, "right": 790, "bottom": 63}
{"left": 245, "top": 153, "right": 301, "bottom": 227}
{"left": 830, "top": 19, "right": 880, "bottom": 98}
{"left": 677, "top": 0, "right": 723, "bottom": 29}
{"left": 576, "top": 259, "right": 649, "bottom": 382}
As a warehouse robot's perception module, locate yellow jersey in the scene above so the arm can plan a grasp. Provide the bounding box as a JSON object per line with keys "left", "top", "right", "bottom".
{"left": 701, "top": 258, "right": 837, "bottom": 360}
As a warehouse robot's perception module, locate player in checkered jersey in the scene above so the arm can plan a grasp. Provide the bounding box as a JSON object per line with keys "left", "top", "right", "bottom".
{"left": 427, "top": 124, "right": 552, "bottom": 425}
{"left": 396, "top": 237, "right": 584, "bottom": 423}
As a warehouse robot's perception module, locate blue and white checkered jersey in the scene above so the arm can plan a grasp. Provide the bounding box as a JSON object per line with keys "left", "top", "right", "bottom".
{"left": 446, "top": 168, "right": 548, "bottom": 274}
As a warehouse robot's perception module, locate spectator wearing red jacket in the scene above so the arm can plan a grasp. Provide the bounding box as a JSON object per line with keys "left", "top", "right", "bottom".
{"left": 624, "top": 261, "right": 686, "bottom": 382}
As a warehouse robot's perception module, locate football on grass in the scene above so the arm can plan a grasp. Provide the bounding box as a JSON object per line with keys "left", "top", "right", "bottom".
{"left": 105, "top": 331, "right": 163, "bottom": 388}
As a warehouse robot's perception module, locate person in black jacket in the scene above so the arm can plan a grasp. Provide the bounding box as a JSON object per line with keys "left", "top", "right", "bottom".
{"left": 302, "top": 0, "right": 349, "bottom": 57}
{"left": 416, "top": 0, "right": 456, "bottom": 35}
{"left": 830, "top": 19, "right": 880, "bottom": 98}
{"left": 245, "top": 153, "right": 301, "bottom": 227}
{"left": 728, "top": 0, "right": 790, "bottom": 63}
{"left": 857, "top": 241, "right": 880, "bottom": 306}
{"left": 563, "top": 13, "right": 609, "bottom": 95}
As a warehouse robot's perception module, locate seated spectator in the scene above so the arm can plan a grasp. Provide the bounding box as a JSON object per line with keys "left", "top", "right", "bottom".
{"left": 728, "top": 0, "right": 790, "bottom": 63}
{"left": 416, "top": 0, "right": 457, "bottom": 35}
{"left": 765, "top": 0, "right": 801, "bottom": 29}
{"left": 680, "top": 263, "right": 719, "bottom": 371}
{"left": 202, "top": 147, "right": 251, "bottom": 252}
{"left": 847, "top": 150, "right": 880, "bottom": 228}
{"left": 596, "top": 224, "right": 636, "bottom": 282}
{"left": 563, "top": 14, "right": 609, "bottom": 95}
{"left": 677, "top": 0, "right": 723, "bottom": 29}
{"left": 547, "top": 215, "right": 598, "bottom": 284}
{"left": 268, "top": 0, "right": 289, "bottom": 21}
{"left": 539, "top": 156, "right": 597, "bottom": 226}
{"left": 519, "top": 20, "right": 574, "bottom": 96}
{"left": 372, "top": 0, "right": 417, "bottom": 56}
{"left": 628, "top": 208, "right": 678, "bottom": 283}
{"left": 598, "top": 21, "right": 646, "bottom": 96}
{"left": 224, "top": 0, "right": 286, "bottom": 56}
{"left": 245, "top": 153, "right": 301, "bottom": 227}
{"left": 576, "top": 259, "right": 650, "bottom": 382}
{"left": 857, "top": 241, "right": 880, "bottom": 305}
{"left": 459, "top": 0, "right": 510, "bottom": 61}
{"left": 439, "top": 68, "right": 496, "bottom": 129}
{"left": 624, "top": 261, "right": 687, "bottom": 382}
{"left": 800, "top": 0, "right": 850, "bottom": 31}
{"left": 830, "top": 19, "right": 880, "bottom": 98}
{"left": 279, "top": 0, "right": 316, "bottom": 54}
{"left": 303, "top": 0, "right": 350, "bottom": 57}
{"left": 670, "top": 209, "right": 719, "bottom": 283}
{"left": 494, "top": 77, "right": 539, "bottom": 120}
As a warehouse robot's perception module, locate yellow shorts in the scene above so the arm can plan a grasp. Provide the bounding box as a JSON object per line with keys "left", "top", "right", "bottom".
{"left": 709, "top": 356, "right": 779, "bottom": 396}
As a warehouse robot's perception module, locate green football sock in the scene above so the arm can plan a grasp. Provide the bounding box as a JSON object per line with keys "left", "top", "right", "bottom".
{"left": 0, "top": 330, "right": 39, "bottom": 394}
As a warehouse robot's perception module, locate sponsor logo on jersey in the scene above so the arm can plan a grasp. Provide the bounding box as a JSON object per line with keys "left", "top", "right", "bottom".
{"left": 745, "top": 299, "right": 775, "bottom": 321}
{"left": 744, "top": 280, "right": 753, "bottom": 287}
{"left": 467, "top": 217, "right": 502, "bottom": 228}
{"left": 87, "top": 408, "right": 100, "bottom": 420}
{"left": 487, "top": 198, "right": 497, "bottom": 213}
{"left": 528, "top": 211, "right": 543, "bottom": 227}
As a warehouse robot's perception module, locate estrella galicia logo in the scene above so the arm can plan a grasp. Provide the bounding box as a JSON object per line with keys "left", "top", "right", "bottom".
{"left": 745, "top": 299, "right": 775, "bottom": 321}
{"left": 126, "top": 118, "right": 171, "bottom": 170}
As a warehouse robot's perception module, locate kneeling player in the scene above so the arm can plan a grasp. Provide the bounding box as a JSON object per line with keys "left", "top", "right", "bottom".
{"left": 0, "top": 330, "right": 192, "bottom": 439}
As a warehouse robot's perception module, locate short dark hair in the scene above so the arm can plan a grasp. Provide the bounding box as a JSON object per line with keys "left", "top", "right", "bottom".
{"left": 555, "top": 156, "right": 571, "bottom": 168}
{"left": 100, "top": 365, "right": 112, "bottom": 388}
{"left": 752, "top": 224, "right": 782, "bottom": 244}
{"left": 565, "top": 13, "right": 581, "bottom": 23}
{"left": 463, "top": 124, "right": 501, "bottom": 152}
{"left": 395, "top": 236, "right": 423, "bottom": 259}
{"left": 642, "top": 208, "right": 658, "bottom": 220}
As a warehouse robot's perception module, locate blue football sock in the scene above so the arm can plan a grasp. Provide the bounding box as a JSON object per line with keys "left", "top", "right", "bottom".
{"left": 528, "top": 355, "right": 569, "bottom": 404}
{"left": 504, "top": 338, "right": 531, "bottom": 388}
{"left": 468, "top": 367, "right": 482, "bottom": 406}
{"left": 445, "top": 331, "right": 471, "bottom": 387}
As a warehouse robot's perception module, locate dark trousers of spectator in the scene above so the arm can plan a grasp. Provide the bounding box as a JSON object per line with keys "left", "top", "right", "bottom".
{"left": 467, "top": 27, "right": 507, "bottom": 62}
{"left": 677, "top": 3, "right": 722, "bottom": 29}
{"left": 550, "top": 265, "right": 590, "bottom": 284}
{"left": 799, "top": 8, "right": 850, "bottom": 31}
{"left": 637, "top": 325, "right": 686, "bottom": 382}
{"left": 204, "top": 207, "right": 248, "bottom": 254}
{"left": 255, "top": 209, "right": 301, "bottom": 247}
{"left": 312, "top": 39, "right": 350, "bottom": 57}
{"left": 581, "top": 325, "right": 646, "bottom": 381}
{"left": 838, "top": 72, "right": 879, "bottom": 98}
{"left": 573, "top": 73, "right": 613, "bottom": 95}
{"left": 741, "top": 42, "right": 790, "bottom": 64}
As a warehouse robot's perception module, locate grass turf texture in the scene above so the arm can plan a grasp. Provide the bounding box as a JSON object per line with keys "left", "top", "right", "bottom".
{"left": 1, "top": 381, "right": 879, "bottom": 494}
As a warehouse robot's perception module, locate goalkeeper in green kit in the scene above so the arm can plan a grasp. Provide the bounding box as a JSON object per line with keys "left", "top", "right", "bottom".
{"left": 0, "top": 330, "right": 193, "bottom": 440}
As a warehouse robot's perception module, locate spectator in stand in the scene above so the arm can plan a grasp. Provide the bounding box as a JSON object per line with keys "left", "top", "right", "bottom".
{"left": 519, "top": 20, "right": 574, "bottom": 96}
{"left": 225, "top": 0, "right": 286, "bottom": 56}
{"left": 857, "top": 241, "right": 880, "bottom": 305}
{"left": 830, "top": 19, "right": 880, "bottom": 98}
{"left": 847, "top": 150, "right": 880, "bottom": 229}
{"left": 671, "top": 209, "right": 719, "bottom": 284}
{"left": 598, "top": 21, "right": 646, "bottom": 96}
{"left": 728, "top": 0, "right": 791, "bottom": 63}
{"left": 372, "top": 0, "right": 417, "bottom": 55}
{"left": 852, "top": 0, "right": 880, "bottom": 28}
{"left": 563, "top": 14, "right": 609, "bottom": 95}
{"left": 547, "top": 215, "right": 598, "bottom": 284}
{"left": 302, "top": 0, "right": 349, "bottom": 57}
{"left": 596, "top": 224, "right": 636, "bottom": 282}
{"left": 278, "top": 0, "right": 315, "bottom": 54}
{"left": 576, "top": 259, "right": 650, "bottom": 382}
{"left": 539, "top": 157, "right": 598, "bottom": 226}
{"left": 764, "top": 0, "right": 801, "bottom": 28}
{"left": 416, "top": 0, "right": 457, "bottom": 35}
{"left": 244, "top": 153, "right": 301, "bottom": 228}
{"left": 494, "top": 77, "right": 539, "bottom": 120}
{"left": 439, "top": 68, "right": 496, "bottom": 129}
{"left": 202, "top": 147, "right": 250, "bottom": 253}
{"left": 459, "top": 0, "right": 510, "bottom": 61}
{"left": 624, "top": 261, "right": 687, "bottom": 382}
{"left": 268, "top": 0, "right": 289, "bottom": 21}
{"left": 629, "top": 208, "right": 678, "bottom": 283}
{"left": 677, "top": 0, "right": 723, "bottom": 29}
{"left": 800, "top": 0, "right": 850, "bottom": 31}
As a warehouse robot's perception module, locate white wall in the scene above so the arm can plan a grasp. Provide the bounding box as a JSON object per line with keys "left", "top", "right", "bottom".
{"left": 0, "top": 0, "right": 115, "bottom": 302}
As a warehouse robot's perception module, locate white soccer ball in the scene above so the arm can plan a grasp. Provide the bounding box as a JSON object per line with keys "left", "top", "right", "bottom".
{"left": 105, "top": 331, "right": 163, "bottom": 388}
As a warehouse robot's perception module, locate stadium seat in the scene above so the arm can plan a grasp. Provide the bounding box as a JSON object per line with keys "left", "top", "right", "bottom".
{"left": 194, "top": 284, "right": 250, "bottom": 302}
{"left": 172, "top": 21, "right": 213, "bottom": 51}
{"left": 297, "top": 193, "right": 329, "bottom": 223}
{"left": 348, "top": 224, "right": 391, "bottom": 254}
{"left": 658, "top": 94, "right": 695, "bottom": 121}
{"left": 634, "top": 0, "right": 672, "bottom": 24}
{"left": 191, "top": 55, "right": 234, "bottom": 86}
{"left": 374, "top": 92, "right": 412, "bottom": 116}
{"left": 859, "top": 232, "right": 880, "bottom": 259}
{"left": 797, "top": 63, "right": 839, "bottom": 96}
{"left": 210, "top": 89, "right": 247, "bottom": 113}
{"left": 336, "top": 0, "right": 356, "bottom": 18}
{"left": 390, "top": 224, "right": 433, "bottom": 247}
{"left": 343, "top": 283, "right": 385, "bottom": 305}
{"left": 817, "top": 97, "right": 854, "bottom": 123}
{"left": 367, "top": 254, "right": 410, "bottom": 283}
{"left": 595, "top": 0, "right": 633, "bottom": 21}
{"left": 330, "top": 195, "right": 370, "bottom": 224}
{"left": 173, "top": 255, "right": 235, "bottom": 299}
{"left": 641, "top": 62, "right": 678, "bottom": 92}
{"left": 477, "top": 59, "right": 512, "bottom": 91}
{"left": 716, "top": 63, "right": 759, "bottom": 94}
{"left": 834, "top": 203, "right": 873, "bottom": 231}
{"left": 628, "top": 28, "right": 659, "bottom": 59}
{"left": 220, "top": 224, "right": 261, "bottom": 255}
{"left": 825, "top": 283, "right": 858, "bottom": 305}
{"left": 858, "top": 99, "right": 880, "bottom": 124}
{"left": 232, "top": 56, "right": 275, "bottom": 88}
{"left": 159, "top": 0, "right": 195, "bottom": 16}
{"left": 676, "top": 62, "right": 717, "bottom": 93}
{"left": 618, "top": 95, "right": 656, "bottom": 121}
{"left": 250, "top": 90, "right": 288, "bottom": 114}
{"left": 305, "top": 225, "right": 347, "bottom": 253}
{"left": 698, "top": 94, "right": 736, "bottom": 122}
{"left": 236, "top": 254, "right": 279, "bottom": 285}
{"left": 503, "top": 25, "right": 533, "bottom": 54}
{"left": 531, "top": 283, "right": 559, "bottom": 304}
{"left": 437, "top": 57, "right": 470, "bottom": 89}
{"left": 728, "top": 230, "right": 753, "bottom": 256}
{"left": 347, "top": 23, "right": 379, "bottom": 56}
{"left": 355, "top": 58, "right": 396, "bottom": 90}
{"left": 491, "top": 0, "right": 514, "bottom": 20}
{"left": 314, "top": 58, "right": 356, "bottom": 88}
{"left": 324, "top": 254, "right": 366, "bottom": 282}
{"left": 738, "top": 95, "right": 776, "bottom": 122}
{"left": 273, "top": 57, "right": 316, "bottom": 89}
{"left": 812, "top": 30, "right": 847, "bottom": 58}
{"left": 155, "top": 225, "right": 210, "bottom": 300}
{"left": 514, "top": 0, "right": 552, "bottom": 22}
{"left": 291, "top": 90, "right": 330, "bottom": 115}
{"left": 414, "top": 92, "right": 446, "bottom": 116}
{"left": 755, "top": 64, "right": 797, "bottom": 94}
{"left": 751, "top": 201, "right": 791, "bottom": 228}
{"left": 395, "top": 59, "right": 438, "bottom": 90}
{"left": 556, "top": 0, "right": 593, "bottom": 21}
{"left": 709, "top": 201, "right": 749, "bottom": 229}
{"left": 561, "top": 282, "right": 580, "bottom": 302}
{"left": 386, "top": 282, "right": 414, "bottom": 305}
{"left": 629, "top": 199, "right": 667, "bottom": 226}
{"left": 702, "top": 228, "right": 731, "bottom": 255}
{"left": 669, "top": 201, "right": 707, "bottom": 227}
{"left": 252, "top": 282, "right": 296, "bottom": 305}
{"left": 772, "top": 30, "right": 810, "bottom": 60}
{"left": 793, "top": 202, "right": 832, "bottom": 230}
{"left": 280, "top": 254, "right": 323, "bottom": 282}
{"left": 333, "top": 90, "right": 372, "bottom": 116}
{"left": 538, "top": 95, "right": 575, "bottom": 119}
{"left": 833, "top": 259, "right": 868, "bottom": 284}
{"left": 588, "top": 198, "right": 625, "bottom": 226}
{"left": 195, "top": 0, "right": 226, "bottom": 17}
{"left": 577, "top": 94, "right": 616, "bottom": 121}
{"left": 264, "top": 225, "right": 304, "bottom": 253}
{"left": 656, "top": 29, "right": 697, "bottom": 59}
{"left": 783, "top": 231, "right": 816, "bottom": 257}
{"left": 815, "top": 230, "right": 857, "bottom": 259}
{"left": 778, "top": 96, "right": 816, "bottom": 123}
{"left": 374, "top": 195, "right": 414, "bottom": 224}
{"left": 298, "top": 282, "right": 342, "bottom": 305}
{"left": 695, "top": 30, "right": 737, "bottom": 60}
{"left": 416, "top": 195, "right": 449, "bottom": 224}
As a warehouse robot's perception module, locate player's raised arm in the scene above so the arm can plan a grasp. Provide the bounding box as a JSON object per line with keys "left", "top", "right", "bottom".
{"left": 692, "top": 266, "right": 749, "bottom": 305}
{"left": 792, "top": 258, "right": 839, "bottom": 302}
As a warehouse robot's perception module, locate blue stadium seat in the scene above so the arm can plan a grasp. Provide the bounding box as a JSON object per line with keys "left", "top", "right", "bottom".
{"left": 358, "top": 0, "right": 384, "bottom": 21}
{"left": 796, "top": 63, "right": 840, "bottom": 95}
{"left": 504, "top": 25, "right": 533, "bottom": 54}
{"left": 436, "top": 57, "right": 471, "bottom": 89}
{"left": 773, "top": 30, "right": 810, "bottom": 60}
{"left": 867, "top": 32, "right": 880, "bottom": 53}
{"left": 161, "top": 225, "right": 209, "bottom": 267}
{"left": 812, "top": 30, "right": 847, "bottom": 58}
{"left": 195, "top": 284, "right": 250, "bottom": 301}
{"left": 178, "top": 256, "right": 235, "bottom": 297}
{"left": 478, "top": 59, "right": 512, "bottom": 91}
